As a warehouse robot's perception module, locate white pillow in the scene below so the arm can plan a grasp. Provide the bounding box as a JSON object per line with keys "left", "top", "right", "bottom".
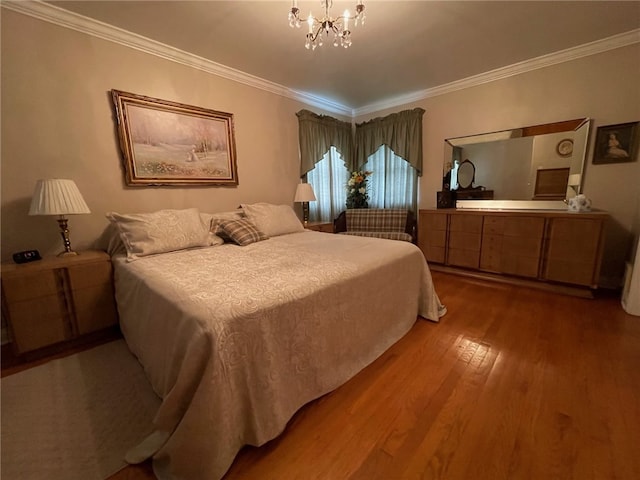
{"left": 106, "top": 208, "right": 210, "bottom": 261}
{"left": 241, "top": 203, "right": 304, "bottom": 237}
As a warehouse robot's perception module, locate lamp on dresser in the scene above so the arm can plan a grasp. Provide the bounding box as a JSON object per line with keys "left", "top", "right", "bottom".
{"left": 28, "top": 178, "right": 91, "bottom": 256}
{"left": 294, "top": 183, "right": 316, "bottom": 224}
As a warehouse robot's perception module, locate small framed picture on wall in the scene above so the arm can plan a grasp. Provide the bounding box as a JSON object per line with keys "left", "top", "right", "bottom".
{"left": 592, "top": 121, "right": 638, "bottom": 165}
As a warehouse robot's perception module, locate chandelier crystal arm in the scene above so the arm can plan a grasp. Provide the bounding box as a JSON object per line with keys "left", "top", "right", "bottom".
{"left": 288, "top": 0, "right": 365, "bottom": 50}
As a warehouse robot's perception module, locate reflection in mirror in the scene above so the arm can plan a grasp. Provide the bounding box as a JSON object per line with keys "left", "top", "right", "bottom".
{"left": 444, "top": 118, "right": 591, "bottom": 209}
{"left": 456, "top": 159, "right": 475, "bottom": 189}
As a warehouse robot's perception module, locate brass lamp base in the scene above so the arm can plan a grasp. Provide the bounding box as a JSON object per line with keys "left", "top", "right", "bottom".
{"left": 57, "top": 250, "right": 79, "bottom": 257}
{"left": 302, "top": 201, "right": 310, "bottom": 224}
{"left": 56, "top": 216, "right": 79, "bottom": 257}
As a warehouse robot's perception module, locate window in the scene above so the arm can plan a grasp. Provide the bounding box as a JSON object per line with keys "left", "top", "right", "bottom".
{"left": 363, "top": 145, "right": 418, "bottom": 211}
{"left": 297, "top": 108, "right": 424, "bottom": 219}
{"left": 307, "top": 146, "right": 350, "bottom": 223}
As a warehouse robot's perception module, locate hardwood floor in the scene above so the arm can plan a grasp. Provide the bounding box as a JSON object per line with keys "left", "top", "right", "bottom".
{"left": 5, "top": 271, "right": 640, "bottom": 479}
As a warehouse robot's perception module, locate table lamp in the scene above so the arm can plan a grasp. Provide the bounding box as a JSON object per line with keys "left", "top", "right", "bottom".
{"left": 29, "top": 179, "right": 91, "bottom": 256}
{"left": 567, "top": 173, "right": 582, "bottom": 196}
{"left": 294, "top": 183, "right": 316, "bottom": 224}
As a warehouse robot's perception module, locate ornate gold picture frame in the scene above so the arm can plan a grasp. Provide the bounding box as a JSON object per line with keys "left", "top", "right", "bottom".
{"left": 112, "top": 90, "right": 238, "bottom": 186}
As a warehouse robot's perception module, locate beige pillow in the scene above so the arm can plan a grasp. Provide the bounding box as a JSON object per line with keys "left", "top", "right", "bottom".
{"left": 106, "top": 208, "right": 210, "bottom": 261}
{"left": 241, "top": 203, "right": 304, "bottom": 237}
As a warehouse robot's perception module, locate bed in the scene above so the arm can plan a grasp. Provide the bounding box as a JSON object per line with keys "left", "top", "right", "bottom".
{"left": 105, "top": 204, "right": 446, "bottom": 480}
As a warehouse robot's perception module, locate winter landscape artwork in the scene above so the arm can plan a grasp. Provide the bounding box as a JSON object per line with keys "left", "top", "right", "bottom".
{"left": 112, "top": 90, "right": 238, "bottom": 186}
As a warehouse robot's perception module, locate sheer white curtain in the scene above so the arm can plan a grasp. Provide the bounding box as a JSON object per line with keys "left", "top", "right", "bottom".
{"left": 307, "top": 146, "right": 350, "bottom": 223}
{"left": 363, "top": 145, "right": 418, "bottom": 211}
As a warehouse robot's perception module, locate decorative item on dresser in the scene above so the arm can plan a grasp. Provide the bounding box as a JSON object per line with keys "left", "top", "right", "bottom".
{"left": 28, "top": 179, "right": 91, "bottom": 257}
{"left": 418, "top": 209, "right": 608, "bottom": 297}
{"left": 454, "top": 188, "right": 494, "bottom": 200}
{"left": 1, "top": 250, "right": 118, "bottom": 357}
{"left": 436, "top": 190, "right": 457, "bottom": 209}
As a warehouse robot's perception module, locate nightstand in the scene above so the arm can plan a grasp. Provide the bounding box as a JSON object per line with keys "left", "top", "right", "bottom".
{"left": 305, "top": 222, "right": 334, "bottom": 233}
{"left": 1, "top": 250, "right": 118, "bottom": 355}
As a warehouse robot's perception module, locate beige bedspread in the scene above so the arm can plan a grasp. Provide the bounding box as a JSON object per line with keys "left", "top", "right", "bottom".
{"left": 113, "top": 231, "right": 445, "bottom": 480}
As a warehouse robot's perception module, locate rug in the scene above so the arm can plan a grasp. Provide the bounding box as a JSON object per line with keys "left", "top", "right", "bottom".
{"left": 1, "top": 339, "right": 161, "bottom": 480}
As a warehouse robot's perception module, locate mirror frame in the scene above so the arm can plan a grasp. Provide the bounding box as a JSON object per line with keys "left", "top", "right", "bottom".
{"left": 456, "top": 159, "right": 476, "bottom": 189}
{"left": 444, "top": 118, "right": 591, "bottom": 210}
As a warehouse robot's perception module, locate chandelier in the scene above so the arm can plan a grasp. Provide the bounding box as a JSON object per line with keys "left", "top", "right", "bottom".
{"left": 288, "top": 1, "right": 366, "bottom": 50}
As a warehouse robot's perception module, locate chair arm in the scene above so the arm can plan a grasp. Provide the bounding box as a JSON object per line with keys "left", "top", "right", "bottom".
{"left": 406, "top": 210, "right": 417, "bottom": 243}
{"left": 334, "top": 211, "right": 347, "bottom": 233}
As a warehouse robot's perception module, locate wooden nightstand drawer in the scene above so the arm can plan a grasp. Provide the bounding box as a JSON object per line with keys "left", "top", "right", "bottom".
{"left": 75, "top": 286, "right": 118, "bottom": 335}
{"left": 1, "top": 250, "right": 118, "bottom": 355}
{"left": 68, "top": 261, "right": 112, "bottom": 289}
{"left": 1, "top": 270, "right": 61, "bottom": 302}
{"left": 6, "top": 297, "right": 69, "bottom": 352}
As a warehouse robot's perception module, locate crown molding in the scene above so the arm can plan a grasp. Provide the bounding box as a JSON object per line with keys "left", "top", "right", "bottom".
{"left": 3, "top": 1, "right": 638, "bottom": 119}
{"left": 1, "top": 0, "right": 353, "bottom": 117}
{"left": 353, "top": 28, "right": 640, "bottom": 117}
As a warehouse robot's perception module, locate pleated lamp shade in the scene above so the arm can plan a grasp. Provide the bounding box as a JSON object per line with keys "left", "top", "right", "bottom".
{"left": 29, "top": 179, "right": 91, "bottom": 216}
{"left": 294, "top": 183, "right": 316, "bottom": 224}
{"left": 294, "top": 183, "right": 316, "bottom": 203}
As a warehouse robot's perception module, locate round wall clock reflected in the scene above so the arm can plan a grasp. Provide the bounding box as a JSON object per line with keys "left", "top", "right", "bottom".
{"left": 556, "top": 138, "right": 574, "bottom": 157}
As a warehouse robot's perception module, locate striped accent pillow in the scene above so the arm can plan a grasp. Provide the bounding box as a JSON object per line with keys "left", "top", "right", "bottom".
{"left": 218, "top": 218, "right": 267, "bottom": 246}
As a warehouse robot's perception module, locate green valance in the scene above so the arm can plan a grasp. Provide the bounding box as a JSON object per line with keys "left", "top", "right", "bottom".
{"left": 354, "top": 108, "right": 425, "bottom": 175}
{"left": 296, "top": 109, "right": 353, "bottom": 176}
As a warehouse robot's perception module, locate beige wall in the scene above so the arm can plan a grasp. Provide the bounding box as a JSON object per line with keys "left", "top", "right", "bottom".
{"left": 2, "top": 10, "right": 639, "bottom": 287}
{"left": 356, "top": 43, "right": 640, "bottom": 287}
{"left": 1, "top": 10, "right": 344, "bottom": 261}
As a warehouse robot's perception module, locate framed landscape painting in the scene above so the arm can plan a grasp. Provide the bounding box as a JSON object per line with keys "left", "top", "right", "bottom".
{"left": 592, "top": 121, "right": 638, "bottom": 165}
{"left": 112, "top": 90, "right": 238, "bottom": 186}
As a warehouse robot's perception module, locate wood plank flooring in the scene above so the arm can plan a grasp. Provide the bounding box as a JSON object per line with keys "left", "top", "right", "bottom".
{"left": 6, "top": 271, "right": 640, "bottom": 479}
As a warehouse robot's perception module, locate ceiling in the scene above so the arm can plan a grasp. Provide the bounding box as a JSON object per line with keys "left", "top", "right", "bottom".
{"left": 43, "top": 1, "right": 640, "bottom": 113}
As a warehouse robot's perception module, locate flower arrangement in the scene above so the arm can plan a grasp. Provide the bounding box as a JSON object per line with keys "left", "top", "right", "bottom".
{"left": 346, "top": 170, "right": 372, "bottom": 209}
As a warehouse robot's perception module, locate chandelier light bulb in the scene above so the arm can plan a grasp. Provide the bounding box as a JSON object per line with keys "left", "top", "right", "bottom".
{"left": 289, "top": 0, "right": 365, "bottom": 50}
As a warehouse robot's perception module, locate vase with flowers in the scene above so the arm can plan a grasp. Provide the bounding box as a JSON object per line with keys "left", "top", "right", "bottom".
{"left": 346, "top": 170, "right": 372, "bottom": 209}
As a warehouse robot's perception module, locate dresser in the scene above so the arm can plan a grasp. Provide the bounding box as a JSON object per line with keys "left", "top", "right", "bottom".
{"left": 418, "top": 209, "right": 608, "bottom": 295}
{"left": 1, "top": 250, "right": 118, "bottom": 355}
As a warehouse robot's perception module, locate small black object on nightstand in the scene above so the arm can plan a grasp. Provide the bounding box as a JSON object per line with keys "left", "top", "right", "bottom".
{"left": 12, "top": 250, "right": 42, "bottom": 264}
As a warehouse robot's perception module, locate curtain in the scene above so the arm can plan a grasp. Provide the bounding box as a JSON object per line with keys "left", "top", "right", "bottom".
{"left": 354, "top": 108, "right": 425, "bottom": 174}
{"left": 296, "top": 109, "right": 353, "bottom": 176}
{"left": 307, "top": 147, "right": 349, "bottom": 223}
{"left": 364, "top": 145, "right": 418, "bottom": 212}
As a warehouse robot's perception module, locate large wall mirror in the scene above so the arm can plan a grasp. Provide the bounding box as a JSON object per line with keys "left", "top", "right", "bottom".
{"left": 443, "top": 118, "right": 591, "bottom": 209}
